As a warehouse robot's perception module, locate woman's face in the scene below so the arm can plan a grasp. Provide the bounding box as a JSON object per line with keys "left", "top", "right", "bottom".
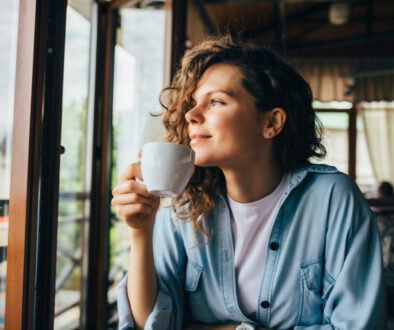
{"left": 185, "top": 63, "right": 269, "bottom": 169}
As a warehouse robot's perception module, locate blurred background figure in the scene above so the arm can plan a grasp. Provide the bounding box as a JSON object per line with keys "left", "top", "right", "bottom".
{"left": 378, "top": 181, "right": 394, "bottom": 197}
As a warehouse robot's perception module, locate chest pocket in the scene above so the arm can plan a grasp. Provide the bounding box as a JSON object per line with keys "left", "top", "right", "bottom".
{"left": 185, "top": 262, "right": 219, "bottom": 323}
{"left": 185, "top": 262, "right": 203, "bottom": 291}
{"left": 297, "top": 259, "right": 325, "bottom": 326}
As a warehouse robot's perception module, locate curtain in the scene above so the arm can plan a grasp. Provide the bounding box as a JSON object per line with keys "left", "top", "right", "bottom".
{"left": 293, "top": 59, "right": 354, "bottom": 102}
{"left": 361, "top": 101, "right": 394, "bottom": 184}
{"left": 292, "top": 58, "right": 394, "bottom": 102}
{"left": 293, "top": 59, "right": 394, "bottom": 188}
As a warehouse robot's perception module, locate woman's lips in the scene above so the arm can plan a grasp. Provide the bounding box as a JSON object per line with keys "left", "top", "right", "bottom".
{"left": 190, "top": 134, "right": 211, "bottom": 145}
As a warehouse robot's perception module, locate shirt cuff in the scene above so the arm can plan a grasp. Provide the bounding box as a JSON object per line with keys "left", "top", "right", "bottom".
{"left": 144, "top": 290, "right": 173, "bottom": 330}
{"left": 117, "top": 273, "right": 174, "bottom": 330}
{"left": 117, "top": 274, "right": 134, "bottom": 329}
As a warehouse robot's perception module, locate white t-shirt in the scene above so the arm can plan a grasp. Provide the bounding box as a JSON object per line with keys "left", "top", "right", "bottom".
{"left": 228, "top": 174, "right": 290, "bottom": 316}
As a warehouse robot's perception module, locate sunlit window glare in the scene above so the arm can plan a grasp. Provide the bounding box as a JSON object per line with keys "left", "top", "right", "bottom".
{"left": 313, "top": 101, "right": 353, "bottom": 109}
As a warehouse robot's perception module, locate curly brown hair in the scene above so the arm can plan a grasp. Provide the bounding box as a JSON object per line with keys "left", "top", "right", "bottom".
{"left": 160, "top": 35, "right": 326, "bottom": 235}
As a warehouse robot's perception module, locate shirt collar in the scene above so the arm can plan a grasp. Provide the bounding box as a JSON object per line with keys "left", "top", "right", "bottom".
{"left": 216, "top": 163, "right": 338, "bottom": 199}
{"left": 289, "top": 163, "right": 338, "bottom": 190}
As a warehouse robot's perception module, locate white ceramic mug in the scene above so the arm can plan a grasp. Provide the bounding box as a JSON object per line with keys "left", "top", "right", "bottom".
{"left": 140, "top": 142, "right": 195, "bottom": 197}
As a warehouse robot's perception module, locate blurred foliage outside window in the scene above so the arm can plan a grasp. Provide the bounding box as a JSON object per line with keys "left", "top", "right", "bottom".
{"left": 109, "top": 7, "right": 167, "bottom": 303}
{"left": 55, "top": 5, "right": 91, "bottom": 328}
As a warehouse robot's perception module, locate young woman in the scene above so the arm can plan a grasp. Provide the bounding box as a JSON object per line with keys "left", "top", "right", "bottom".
{"left": 112, "top": 35, "right": 385, "bottom": 330}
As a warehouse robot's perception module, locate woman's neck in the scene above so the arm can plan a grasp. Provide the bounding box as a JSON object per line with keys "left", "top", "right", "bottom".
{"left": 222, "top": 157, "right": 284, "bottom": 203}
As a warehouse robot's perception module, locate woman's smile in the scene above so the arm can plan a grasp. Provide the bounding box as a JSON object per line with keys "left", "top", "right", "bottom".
{"left": 189, "top": 134, "right": 212, "bottom": 145}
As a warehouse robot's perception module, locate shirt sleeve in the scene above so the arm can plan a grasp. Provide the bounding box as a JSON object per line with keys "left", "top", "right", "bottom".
{"left": 117, "top": 274, "right": 134, "bottom": 329}
{"left": 295, "top": 178, "right": 386, "bottom": 329}
{"left": 117, "top": 208, "right": 187, "bottom": 330}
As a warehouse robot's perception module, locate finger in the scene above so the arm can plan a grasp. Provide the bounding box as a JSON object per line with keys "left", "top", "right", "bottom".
{"left": 117, "top": 204, "right": 154, "bottom": 218}
{"left": 118, "top": 162, "right": 143, "bottom": 182}
{"left": 111, "top": 192, "right": 155, "bottom": 206}
{"left": 112, "top": 180, "right": 150, "bottom": 197}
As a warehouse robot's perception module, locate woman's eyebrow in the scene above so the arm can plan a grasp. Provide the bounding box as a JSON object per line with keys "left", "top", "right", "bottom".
{"left": 207, "top": 89, "right": 235, "bottom": 97}
{"left": 193, "top": 89, "right": 235, "bottom": 101}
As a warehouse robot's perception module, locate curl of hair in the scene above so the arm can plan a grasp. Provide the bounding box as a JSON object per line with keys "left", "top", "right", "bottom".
{"left": 159, "top": 35, "right": 326, "bottom": 235}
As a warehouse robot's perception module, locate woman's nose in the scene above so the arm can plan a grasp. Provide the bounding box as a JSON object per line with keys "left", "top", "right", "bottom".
{"left": 185, "top": 106, "right": 203, "bottom": 125}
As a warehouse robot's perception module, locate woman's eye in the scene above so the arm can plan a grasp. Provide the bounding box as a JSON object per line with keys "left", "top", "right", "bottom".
{"left": 210, "top": 99, "right": 224, "bottom": 106}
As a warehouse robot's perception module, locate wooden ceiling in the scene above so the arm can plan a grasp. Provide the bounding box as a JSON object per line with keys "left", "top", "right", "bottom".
{"left": 189, "top": 0, "right": 394, "bottom": 58}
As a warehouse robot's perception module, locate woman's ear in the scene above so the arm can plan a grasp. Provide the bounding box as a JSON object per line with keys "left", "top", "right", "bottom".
{"left": 262, "top": 107, "right": 287, "bottom": 139}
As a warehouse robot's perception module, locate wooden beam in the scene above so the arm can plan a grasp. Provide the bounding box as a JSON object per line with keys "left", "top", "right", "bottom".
{"left": 291, "top": 21, "right": 326, "bottom": 43}
{"left": 192, "top": 0, "right": 216, "bottom": 34}
{"left": 164, "top": 0, "right": 188, "bottom": 83}
{"left": 348, "top": 105, "right": 357, "bottom": 180}
{"left": 290, "top": 29, "right": 394, "bottom": 52}
{"left": 274, "top": 0, "right": 287, "bottom": 52}
{"left": 242, "top": 2, "right": 330, "bottom": 40}
{"left": 366, "top": 0, "right": 373, "bottom": 35}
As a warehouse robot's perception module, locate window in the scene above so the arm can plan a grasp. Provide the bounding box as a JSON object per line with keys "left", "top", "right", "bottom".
{"left": 356, "top": 115, "right": 376, "bottom": 191}
{"left": 315, "top": 111, "right": 349, "bottom": 174}
{"left": 3, "top": 0, "right": 181, "bottom": 326}
{"left": 55, "top": 3, "right": 93, "bottom": 329}
{"left": 313, "top": 101, "right": 375, "bottom": 192}
{"left": 109, "top": 6, "right": 167, "bottom": 322}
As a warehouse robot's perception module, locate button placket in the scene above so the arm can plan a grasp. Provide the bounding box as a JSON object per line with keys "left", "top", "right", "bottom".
{"left": 260, "top": 301, "right": 270, "bottom": 309}
{"left": 256, "top": 209, "right": 284, "bottom": 325}
{"left": 218, "top": 196, "right": 249, "bottom": 322}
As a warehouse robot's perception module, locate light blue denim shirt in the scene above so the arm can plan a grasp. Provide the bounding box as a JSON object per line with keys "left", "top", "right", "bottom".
{"left": 117, "top": 164, "right": 386, "bottom": 329}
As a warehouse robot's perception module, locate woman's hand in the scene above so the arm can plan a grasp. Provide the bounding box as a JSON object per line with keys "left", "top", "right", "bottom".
{"left": 111, "top": 162, "right": 160, "bottom": 233}
{"left": 112, "top": 162, "right": 160, "bottom": 329}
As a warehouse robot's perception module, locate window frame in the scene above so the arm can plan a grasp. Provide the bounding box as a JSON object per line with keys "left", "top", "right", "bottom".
{"left": 5, "top": 0, "right": 187, "bottom": 328}
{"left": 5, "top": 0, "right": 67, "bottom": 328}
{"left": 314, "top": 105, "right": 357, "bottom": 180}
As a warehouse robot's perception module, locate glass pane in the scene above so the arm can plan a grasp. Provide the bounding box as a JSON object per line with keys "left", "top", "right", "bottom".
{"left": 314, "top": 112, "right": 349, "bottom": 174}
{"left": 54, "top": 3, "right": 92, "bottom": 329}
{"left": 0, "top": 0, "right": 19, "bottom": 327}
{"left": 109, "top": 7, "right": 166, "bottom": 326}
{"left": 359, "top": 101, "right": 394, "bottom": 195}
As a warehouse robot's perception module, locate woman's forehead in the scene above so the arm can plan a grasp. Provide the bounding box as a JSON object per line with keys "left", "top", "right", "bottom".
{"left": 193, "top": 64, "right": 243, "bottom": 98}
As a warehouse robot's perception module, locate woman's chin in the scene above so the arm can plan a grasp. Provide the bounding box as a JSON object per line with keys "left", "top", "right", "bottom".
{"left": 194, "top": 159, "right": 216, "bottom": 168}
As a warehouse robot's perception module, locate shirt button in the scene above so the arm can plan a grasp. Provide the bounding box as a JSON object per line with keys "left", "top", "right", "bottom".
{"left": 261, "top": 301, "right": 270, "bottom": 308}
{"left": 270, "top": 242, "right": 279, "bottom": 250}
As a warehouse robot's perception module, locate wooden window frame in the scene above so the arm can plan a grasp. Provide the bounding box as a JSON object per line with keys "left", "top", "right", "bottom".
{"left": 6, "top": 0, "right": 187, "bottom": 328}
{"left": 314, "top": 105, "right": 357, "bottom": 180}
{"left": 6, "top": 0, "right": 67, "bottom": 329}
